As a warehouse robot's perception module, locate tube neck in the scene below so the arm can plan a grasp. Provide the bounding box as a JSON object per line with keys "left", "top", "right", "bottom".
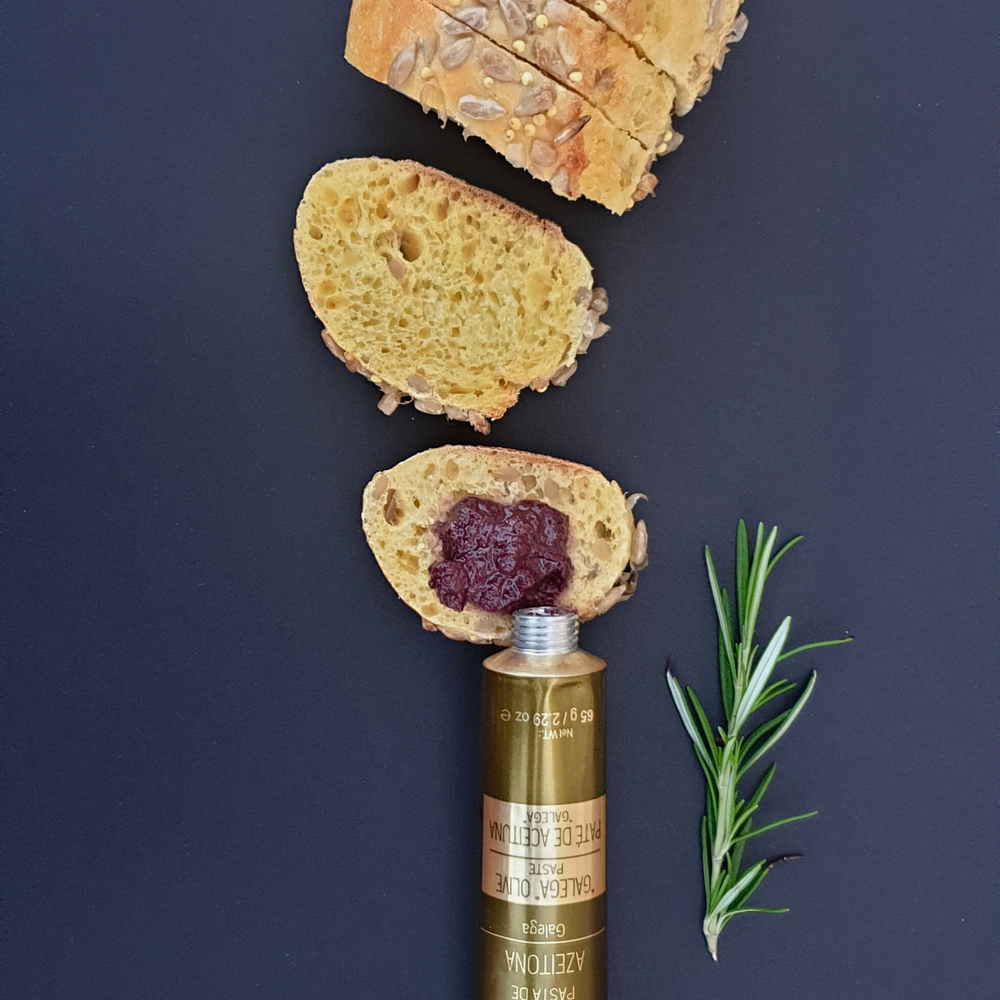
{"left": 511, "top": 607, "right": 579, "bottom": 655}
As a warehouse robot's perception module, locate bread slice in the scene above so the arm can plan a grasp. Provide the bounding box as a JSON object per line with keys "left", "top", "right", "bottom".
{"left": 294, "top": 158, "right": 610, "bottom": 430}
{"left": 344, "top": 0, "right": 658, "bottom": 213}
{"left": 361, "top": 446, "right": 648, "bottom": 644}
{"left": 422, "top": 0, "right": 679, "bottom": 153}
{"left": 567, "top": 0, "right": 749, "bottom": 115}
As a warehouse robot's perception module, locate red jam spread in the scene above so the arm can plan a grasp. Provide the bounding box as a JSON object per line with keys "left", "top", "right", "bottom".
{"left": 429, "top": 496, "right": 571, "bottom": 614}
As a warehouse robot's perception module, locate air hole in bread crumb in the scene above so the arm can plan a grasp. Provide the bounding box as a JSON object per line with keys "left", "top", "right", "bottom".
{"left": 400, "top": 230, "right": 422, "bottom": 262}
{"left": 397, "top": 173, "right": 420, "bottom": 195}
{"left": 309, "top": 225, "right": 323, "bottom": 240}
{"left": 337, "top": 198, "right": 360, "bottom": 227}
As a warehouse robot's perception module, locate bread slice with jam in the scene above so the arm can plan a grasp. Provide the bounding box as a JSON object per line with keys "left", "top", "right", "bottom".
{"left": 361, "top": 446, "right": 648, "bottom": 644}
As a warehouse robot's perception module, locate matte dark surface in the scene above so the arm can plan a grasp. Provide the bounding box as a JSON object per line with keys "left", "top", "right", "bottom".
{"left": 3, "top": 1, "right": 996, "bottom": 997}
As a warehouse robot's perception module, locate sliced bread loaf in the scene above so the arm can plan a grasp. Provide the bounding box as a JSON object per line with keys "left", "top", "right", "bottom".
{"left": 422, "top": 0, "right": 679, "bottom": 153}
{"left": 344, "top": 0, "right": 659, "bottom": 213}
{"left": 569, "top": 0, "right": 749, "bottom": 115}
{"left": 294, "top": 158, "right": 610, "bottom": 431}
{"left": 361, "top": 446, "right": 648, "bottom": 644}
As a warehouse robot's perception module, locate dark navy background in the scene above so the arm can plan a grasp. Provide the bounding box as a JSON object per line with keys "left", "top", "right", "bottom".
{"left": 3, "top": 2, "right": 996, "bottom": 997}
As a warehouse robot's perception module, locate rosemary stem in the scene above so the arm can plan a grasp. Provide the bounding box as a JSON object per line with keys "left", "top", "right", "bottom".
{"left": 703, "top": 916, "right": 722, "bottom": 962}
{"left": 671, "top": 521, "right": 850, "bottom": 961}
{"left": 710, "top": 743, "right": 739, "bottom": 875}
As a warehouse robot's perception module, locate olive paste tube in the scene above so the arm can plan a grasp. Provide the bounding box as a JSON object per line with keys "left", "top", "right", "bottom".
{"left": 479, "top": 608, "right": 606, "bottom": 1000}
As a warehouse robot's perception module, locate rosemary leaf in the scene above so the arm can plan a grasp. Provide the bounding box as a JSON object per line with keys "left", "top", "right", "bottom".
{"left": 741, "top": 712, "right": 790, "bottom": 760}
{"left": 686, "top": 686, "right": 718, "bottom": 755}
{"left": 705, "top": 547, "right": 736, "bottom": 672}
{"left": 666, "top": 672, "right": 717, "bottom": 779}
{"left": 738, "top": 672, "right": 818, "bottom": 779}
{"left": 753, "top": 679, "right": 798, "bottom": 712}
{"left": 718, "top": 589, "right": 736, "bottom": 718}
{"left": 735, "top": 519, "right": 750, "bottom": 636}
{"left": 766, "top": 534, "right": 802, "bottom": 579}
{"left": 732, "top": 811, "right": 818, "bottom": 843}
{"left": 733, "top": 617, "right": 791, "bottom": 731}
{"left": 776, "top": 637, "right": 853, "bottom": 663}
{"left": 728, "top": 829, "right": 746, "bottom": 878}
{"left": 744, "top": 763, "right": 777, "bottom": 813}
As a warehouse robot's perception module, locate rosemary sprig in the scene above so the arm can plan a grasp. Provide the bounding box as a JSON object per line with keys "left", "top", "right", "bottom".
{"left": 666, "top": 520, "right": 851, "bottom": 961}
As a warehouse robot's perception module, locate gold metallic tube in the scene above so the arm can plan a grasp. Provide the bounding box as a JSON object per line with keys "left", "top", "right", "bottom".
{"left": 478, "top": 608, "right": 606, "bottom": 1000}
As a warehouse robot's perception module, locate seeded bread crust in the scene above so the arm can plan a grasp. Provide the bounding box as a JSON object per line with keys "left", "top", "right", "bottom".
{"left": 295, "top": 158, "right": 610, "bottom": 429}
{"left": 345, "top": 0, "right": 657, "bottom": 213}
{"left": 569, "top": 0, "right": 748, "bottom": 115}
{"left": 361, "top": 446, "right": 648, "bottom": 644}
{"left": 422, "top": 0, "right": 679, "bottom": 153}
